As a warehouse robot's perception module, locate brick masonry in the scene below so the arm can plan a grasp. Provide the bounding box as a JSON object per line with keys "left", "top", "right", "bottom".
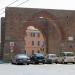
{"left": 1, "top": 7, "right": 75, "bottom": 61}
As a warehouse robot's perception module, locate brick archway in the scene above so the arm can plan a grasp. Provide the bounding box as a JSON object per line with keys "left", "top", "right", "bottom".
{"left": 19, "top": 11, "right": 63, "bottom": 54}
{"left": 26, "top": 11, "right": 62, "bottom": 40}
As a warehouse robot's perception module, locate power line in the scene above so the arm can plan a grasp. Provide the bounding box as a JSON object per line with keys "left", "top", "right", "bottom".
{"left": 0, "top": 0, "right": 19, "bottom": 11}
{"left": 0, "top": 0, "right": 30, "bottom": 16}
{"left": 0, "top": 11, "right": 5, "bottom": 15}
{"left": 17, "top": 0, "right": 30, "bottom": 7}
{"left": 0, "top": 0, "right": 19, "bottom": 15}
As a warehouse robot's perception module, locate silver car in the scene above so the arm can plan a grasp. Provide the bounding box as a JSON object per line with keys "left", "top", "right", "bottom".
{"left": 58, "top": 52, "right": 75, "bottom": 64}
{"left": 11, "top": 54, "right": 30, "bottom": 65}
{"left": 46, "top": 54, "right": 58, "bottom": 64}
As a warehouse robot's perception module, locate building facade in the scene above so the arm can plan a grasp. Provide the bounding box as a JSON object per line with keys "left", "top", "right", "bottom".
{"left": 25, "top": 26, "right": 46, "bottom": 55}
{"left": 1, "top": 7, "right": 75, "bottom": 61}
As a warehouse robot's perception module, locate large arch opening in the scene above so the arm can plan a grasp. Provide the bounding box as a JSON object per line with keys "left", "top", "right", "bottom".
{"left": 13, "top": 10, "right": 63, "bottom": 55}
{"left": 22, "top": 11, "right": 63, "bottom": 54}
{"left": 24, "top": 26, "right": 46, "bottom": 55}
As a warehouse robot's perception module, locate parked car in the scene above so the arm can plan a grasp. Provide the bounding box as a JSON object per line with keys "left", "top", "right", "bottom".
{"left": 30, "top": 53, "right": 45, "bottom": 64}
{"left": 11, "top": 54, "right": 30, "bottom": 65}
{"left": 45, "top": 54, "right": 58, "bottom": 64}
{"left": 58, "top": 52, "right": 75, "bottom": 64}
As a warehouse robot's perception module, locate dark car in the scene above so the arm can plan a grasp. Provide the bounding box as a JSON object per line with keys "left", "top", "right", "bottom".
{"left": 11, "top": 54, "right": 30, "bottom": 65}
{"left": 30, "top": 53, "right": 45, "bottom": 64}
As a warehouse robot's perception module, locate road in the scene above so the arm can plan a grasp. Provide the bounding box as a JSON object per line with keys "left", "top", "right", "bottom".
{"left": 0, "top": 63, "right": 75, "bottom": 75}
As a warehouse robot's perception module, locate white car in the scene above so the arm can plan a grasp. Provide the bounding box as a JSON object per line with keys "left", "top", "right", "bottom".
{"left": 45, "top": 54, "right": 58, "bottom": 64}
{"left": 58, "top": 52, "right": 75, "bottom": 64}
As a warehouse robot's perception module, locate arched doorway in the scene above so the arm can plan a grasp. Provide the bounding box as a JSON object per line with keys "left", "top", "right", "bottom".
{"left": 9, "top": 10, "right": 63, "bottom": 56}
{"left": 24, "top": 26, "right": 46, "bottom": 55}
{"left": 22, "top": 11, "right": 63, "bottom": 54}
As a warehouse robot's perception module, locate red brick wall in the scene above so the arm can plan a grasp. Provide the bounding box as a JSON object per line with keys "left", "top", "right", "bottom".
{"left": 3, "top": 7, "right": 75, "bottom": 61}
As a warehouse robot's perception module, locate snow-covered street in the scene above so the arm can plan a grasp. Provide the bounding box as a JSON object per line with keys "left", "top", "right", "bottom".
{"left": 0, "top": 63, "right": 75, "bottom": 75}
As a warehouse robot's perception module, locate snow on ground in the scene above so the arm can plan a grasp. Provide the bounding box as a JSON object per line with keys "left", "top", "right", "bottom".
{"left": 0, "top": 63, "right": 75, "bottom": 75}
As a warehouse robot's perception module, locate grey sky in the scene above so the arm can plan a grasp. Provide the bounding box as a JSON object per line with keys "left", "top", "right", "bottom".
{"left": 0, "top": 0, "right": 75, "bottom": 17}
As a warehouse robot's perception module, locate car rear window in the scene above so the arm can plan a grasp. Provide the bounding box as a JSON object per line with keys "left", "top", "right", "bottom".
{"left": 60, "top": 52, "right": 74, "bottom": 56}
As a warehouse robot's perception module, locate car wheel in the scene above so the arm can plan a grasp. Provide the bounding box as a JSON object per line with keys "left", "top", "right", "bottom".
{"left": 72, "top": 62, "right": 75, "bottom": 64}
{"left": 11, "top": 62, "right": 14, "bottom": 64}
{"left": 27, "top": 63, "right": 29, "bottom": 65}
{"left": 55, "top": 62, "right": 58, "bottom": 64}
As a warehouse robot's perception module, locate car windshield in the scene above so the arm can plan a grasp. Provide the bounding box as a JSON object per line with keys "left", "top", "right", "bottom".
{"left": 35, "top": 53, "right": 44, "bottom": 57}
{"left": 66, "top": 53, "right": 74, "bottom": 56}
{"left": 15, "top": 54, "right": 29, "bottom": 59}
{"left": 49, "top": 54, "right": 56, "bottom": 57}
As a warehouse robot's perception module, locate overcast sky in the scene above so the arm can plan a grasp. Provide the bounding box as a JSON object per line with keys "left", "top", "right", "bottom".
{"left": 0, "top": 0, "right": 75, "bottom": 42}
{"left": 1, "top": 0, "right": 75, "bottom": 17}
